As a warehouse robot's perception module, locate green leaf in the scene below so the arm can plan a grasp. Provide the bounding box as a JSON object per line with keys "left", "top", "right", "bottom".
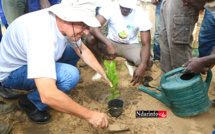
{"left": 113, "top": 94, "right": 120, "bottom": 99}
{"left": 113, "top": 77, "right": 118, "bottom": 87}
{"left": 109, "top": 87, "right": 115, "bottom": 93}
{"left": 104, "top": 60, "right": 110, "bottom": 70}
{"left": 113, "top": 90, "right": 119, "bottom": 94}
{"left": 109, "top": 95, "right": 114, "bottom": 101}
{"left": 109, "top": 60, "right": 116, "bottom": 73}
{"left": 106, "top": 72, "right": 111, "bottom": 81}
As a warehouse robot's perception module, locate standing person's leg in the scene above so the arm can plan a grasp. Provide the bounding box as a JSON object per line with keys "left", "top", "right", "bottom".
{"left": 160, "top": 0, "right": 198, "bottom": 73}
{"left": 145, "top": 0, "right": 198, "bottom": 88}
{"left": 144, "top": 0, "right": 167, "bottom": 87}
{"left": 167, "top": 0, "right": 198, "bottom": 71}
{"left": 151, "top": 0, "right": 162, "bottom": 73}
{"left": 158, "top": 0, "right": 170, "bottom": 73}
{"left": 2, "top": 0, "right": 29, "bottom": 25}
{"left": 198, "top": 9, "right": 215, "bottom": 57}
{"left": 153, "top": 0, "right": 162, "bottom": 61}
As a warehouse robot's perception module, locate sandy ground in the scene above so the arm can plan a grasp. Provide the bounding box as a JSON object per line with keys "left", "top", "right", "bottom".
{"left": 1, "top": 57, "right": 215, "bottom": 134}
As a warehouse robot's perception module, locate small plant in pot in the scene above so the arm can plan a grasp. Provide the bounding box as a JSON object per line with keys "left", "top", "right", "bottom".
{"left": 104, "top": 60, "right": 125, "bottom": 117}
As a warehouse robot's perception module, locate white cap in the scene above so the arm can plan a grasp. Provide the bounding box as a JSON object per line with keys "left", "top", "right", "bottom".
{"left": 119, "top": 0, "right": 137, "bottom": 9}
{"left": 48, "top": 0, "right": 101, "bottom": 27}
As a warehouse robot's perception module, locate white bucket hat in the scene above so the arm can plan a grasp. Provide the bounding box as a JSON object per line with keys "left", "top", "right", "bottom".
{"left": 48, "top": 0, "right": 100, "bottom": 27}
{"left": 119, "top": 0, "right": 137, "bottom": 9}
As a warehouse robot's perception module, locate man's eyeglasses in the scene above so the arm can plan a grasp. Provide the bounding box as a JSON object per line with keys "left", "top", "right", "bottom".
{"left": 82, "top": 23, "right": 89, "bottom": 30}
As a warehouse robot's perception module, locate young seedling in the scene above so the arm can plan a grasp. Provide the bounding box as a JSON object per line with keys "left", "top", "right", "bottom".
{"left": 104, "top": 60, "right": 125, "bottom": 101}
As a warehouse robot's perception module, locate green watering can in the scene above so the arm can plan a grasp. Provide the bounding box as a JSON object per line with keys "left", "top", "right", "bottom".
{"left": 139, "top": 67, "right": 212, "bottom": 117}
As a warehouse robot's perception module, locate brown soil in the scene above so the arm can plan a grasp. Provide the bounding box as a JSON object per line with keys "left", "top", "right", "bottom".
{"left": 1, "top": 57, "right": 215, "bottom": 134}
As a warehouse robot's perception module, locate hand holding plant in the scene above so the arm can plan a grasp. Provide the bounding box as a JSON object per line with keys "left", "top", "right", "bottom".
{"left": 104, "top": 60, "right": 125, "bottom": 101}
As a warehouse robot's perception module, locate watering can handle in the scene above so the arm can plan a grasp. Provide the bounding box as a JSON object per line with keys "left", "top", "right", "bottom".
{"left": 205, "top": 69, "right": 212, "bottom": 89}
{"left": 161, "top": 67, "right": 185, "bottom": 82}
{"left": 161, "top": 67, "right": 212, "bottom": 86}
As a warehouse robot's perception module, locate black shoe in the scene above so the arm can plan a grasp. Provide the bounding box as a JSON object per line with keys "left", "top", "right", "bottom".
{"left": 0, "top": 87, "right": 22, "bottom": 99}
{"left": 142, "top": 81, "right": 150, "bottom": 87}
{"left": 143, "top": 76, "right": 153, "bottom": 82}
{"left": 18, "top": 95, "right": 52, "bottom": 124}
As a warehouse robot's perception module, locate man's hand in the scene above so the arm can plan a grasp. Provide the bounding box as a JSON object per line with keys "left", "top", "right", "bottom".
{"left": 106, "top": 43, "right": 117, "bottom": 60}
{"left": 151, "top": 0, "right": 159, "bottom": 5}
{"left": 103, "top": 76, "right": 113, "bottom": 88}
{"left": 131, "top": 64, "right": 146, "bottom": 86}
{"left": 182, "top": 58, "right": 208, "bottom": 74}
{"left": 87, "top": 111, "right": 108, "bottom": 128}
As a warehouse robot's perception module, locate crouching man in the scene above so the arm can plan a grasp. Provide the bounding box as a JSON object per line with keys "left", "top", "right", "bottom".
{"left": 0, "top": 0, "right": 112, "bottom": 128}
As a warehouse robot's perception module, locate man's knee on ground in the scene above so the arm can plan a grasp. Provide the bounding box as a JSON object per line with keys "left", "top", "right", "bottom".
{"left": 131, "top": 58, "right": 141, "bottom": 67}
{"left": 56, "top": 64, "right": 79, "bottom": 92}
{"left": 132, "top": 58, "right": 152, "bottom": 68}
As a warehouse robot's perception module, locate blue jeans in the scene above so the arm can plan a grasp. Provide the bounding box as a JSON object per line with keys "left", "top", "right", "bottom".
{"left": 29, "top": 0, "right": 61, "bottom": 12}
{"left": 198, "top": 9, "right": 215, "bottom": 57}
{"left": 1, "top": 45, "right": 80, "bottom": 111}
{"left": 153, "top": 0, "right": 162, "bottom": 60}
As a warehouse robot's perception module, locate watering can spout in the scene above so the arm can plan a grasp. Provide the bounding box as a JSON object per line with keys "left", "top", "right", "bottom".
{"left": 138, "top": 86, "right": 170, "bottom": 107}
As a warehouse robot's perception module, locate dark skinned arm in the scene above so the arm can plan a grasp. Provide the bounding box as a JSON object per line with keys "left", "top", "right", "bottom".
{"left": 90, "top": 14, "right": 117, "bottom": 59}
{"left": 131, "top": 30, "right": 151, "bottom": 86}
{"left": 182, "top": 48, "right": 215, "bottom": 74}
{"left": 39, "top": 0, "right": 51, "bottom": 9}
